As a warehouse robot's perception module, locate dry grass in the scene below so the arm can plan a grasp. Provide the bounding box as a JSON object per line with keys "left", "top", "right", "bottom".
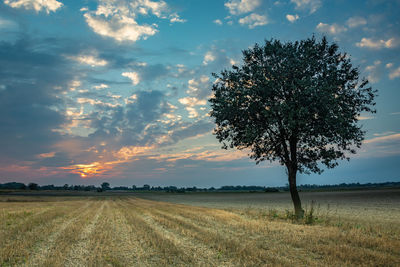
{"left": 0, "top": 192, "right": 399, "bottom": 266}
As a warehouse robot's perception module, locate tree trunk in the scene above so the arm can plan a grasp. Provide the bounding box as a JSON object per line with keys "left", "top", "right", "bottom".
{"left": 288, "top": 166, "right": 304, "bottom": 218}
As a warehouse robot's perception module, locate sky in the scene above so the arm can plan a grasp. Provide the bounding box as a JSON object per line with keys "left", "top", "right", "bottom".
{"left": 0, "top": 0, "right": 399, "bottom": 187}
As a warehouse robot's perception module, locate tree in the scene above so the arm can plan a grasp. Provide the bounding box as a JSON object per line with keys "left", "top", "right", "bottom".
{"left": 28, "top": 183, "right": 38, "bottom": 190}
{"left": 209, "top": 36, "right": 376, "bottom": 218}
{"left": 101, "top": 182, "right": 110, "bottom": 191}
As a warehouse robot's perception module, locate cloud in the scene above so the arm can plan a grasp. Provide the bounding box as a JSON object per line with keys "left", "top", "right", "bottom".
{"left": 356, "top": 37, "right": 398, "bottom": 49}
{"left": 389, "top": 67, "right": 400, "bottom": 79}
{"left": 203, "top": 51, "right": 216, "bottom": 65}
{"left": 0, "top": 17, "right": 17, "bottom": 29}
{"left": 238, "top": 13, "right": 268, "bottom": 29}
{"left": 93, "top": 83, "right": 109, "bottom": 90}
{"left": 0, "top": 38, "right": 75, "bottom": 162}
{"left": 373, "top": 131, "right": 396, "bottom": 137}
{"left": 225, "top": 0, "right": 261, "bottom": 15}
{"left": 4, "top": 0, "right": 63, "bottom": 13}
{"left": 290, "top": 0, "right": 321, "bottom": 14}
{"left": 386, "top": 63, "right": 393, "bottom": 69}
{"left": 153, "top": 147, "right": 249, "bottom": 163}
{"left": 82, "top": 0, "right": 183, "bottom": 43}
{"left": 364, "top": 60, "right": 382, "bottom": 83}
{"left": 123, "top": 63, "right": 169, "bottom": 82}
{"left": 178, "top": 97, "right": 207, "bottom": 106}
{"left": 178, "top": 97, "right": 207, "bottom": 118}
{"left": 214, "top": 19, "right": 223, "bottom": 25}
{"left": 356, "top": 133, "right": 400, "bottom": 158}
{"left": 84, "top": 13, "right": 157, "bottom": 43}
{"left": 346, "top": 16, "right": 367, "bottom": 28}
{"left": 114, "top": 145, "right": 155, "bottom": 160}
{"left": 169, "top": 14, "right": 186, "bottom": 23}
{"left": 316, "top": 22, "right": 347, "bottom": 35}
{"left": 357, "top": 115, "right": 375, "bottom": 120}
{"left": 364, "top": 133, "right": 400, "bottom": 144}
{"left": 67, "top": 52, "right": 108, "bottom": 67}
{"left": 122, "top": 72, "right": 140, "bottom": 85}
{"left": 186, "top": 75, "right": 211, "bottom": 100}
{"left": 175, "top": 73, "right": 212, "bottom": 119}
{"left": 286, "top": 14, "right": 299, "bottom": 23}
{"left": 85, "top": 90, "right": 173, "bottom": 149}
{"left": 165, "top": 120, "right": 214, "bottom": 145}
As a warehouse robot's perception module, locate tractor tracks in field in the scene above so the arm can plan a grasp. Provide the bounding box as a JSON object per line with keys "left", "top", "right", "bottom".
{"left": 108, "top": 200, "right": 149, "bottom": 265}
{"left": 64, "top": 201, "right": 105, "bottom": 267}
{"left": 128, "top": 199, "right": 235, "bottom": 266}
{"left": 21, "top": 201, "right": 93, "bottom": 267}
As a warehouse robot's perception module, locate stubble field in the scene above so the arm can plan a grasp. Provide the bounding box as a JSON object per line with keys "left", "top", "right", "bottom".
{"left": 0, "top": 189, "right": 399, "bottom": 266}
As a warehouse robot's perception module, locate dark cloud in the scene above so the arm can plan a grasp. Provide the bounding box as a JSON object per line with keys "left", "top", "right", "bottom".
{"left": 34, "top": 152, "right": 73, "bottom": 167}
{"left": 139, "top": 64, "right": 170, "bottom": 81}
{"left": 166, "top": 119, "right": 214, "bottom": 145}
{"left": 0, "top": 38, "right": 74, "bottom": 161}
{"left": 87, "top": 90, "right": 172, "bottom": 147}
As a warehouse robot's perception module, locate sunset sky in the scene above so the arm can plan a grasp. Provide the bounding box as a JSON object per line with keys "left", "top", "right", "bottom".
{"left": 0, "top": 0, "right": 399, "bottom": 187}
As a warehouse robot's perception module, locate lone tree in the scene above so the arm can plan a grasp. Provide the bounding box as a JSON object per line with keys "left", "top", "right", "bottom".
{"left": 209, "top": 36, "right": 376, "bottom": 217}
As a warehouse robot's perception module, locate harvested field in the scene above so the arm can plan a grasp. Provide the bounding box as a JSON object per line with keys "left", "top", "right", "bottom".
{"left": 0, "top": 191, "right": 399, "bottom": 266}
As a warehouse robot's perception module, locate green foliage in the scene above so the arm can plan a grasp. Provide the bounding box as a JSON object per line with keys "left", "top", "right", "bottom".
{"left": 304, "top": 201, "right": 318, "bottom": 225}
{"left": 101, "top": 182, "right": 110, "bottom": 191}
{"left": 27, "top": 183, "right": 38, "bottom": 190}
{"left": 209, "top": 36, "right": 376, "bottom": 174}
{"left": 284, "top": 201, "right": 319, "bottom": 224}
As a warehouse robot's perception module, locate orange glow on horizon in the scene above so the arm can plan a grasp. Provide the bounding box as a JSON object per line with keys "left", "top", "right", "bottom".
{"left": 62, "top": 162, "right": 111, "bottom": 178}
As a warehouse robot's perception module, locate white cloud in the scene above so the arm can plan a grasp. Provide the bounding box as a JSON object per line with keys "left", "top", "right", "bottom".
{"left": 84, "top": 13, "right": 158, "bottom": 43}
{"left": 67, "top": 52, "right": 108, "bottom": 67}
{"left": 225, "top": 0, "right": 261, "bottom": 15}
{"left": 389, "top": 67, "right": 400, "bottom": 80}
{"left": 69, "top": 80, "right": 81, "bottom": 91}
{"left": 93, "top": 84, "right": 109, "bottom": 90}
{"left": 122, "top": 72, "right": 140, "bottom": 85}
{"left": 169, "top": 13, "right": 186, "bottom": 23}
{"left": 203, "top": 51, "right": 216, "bottom": 65}
{"left": 4, "top": 0, "right": 63, "bottom": 13}
{"left": 134, "top": 61, "right": 147, "bottom": 67}
{"left": 356, "top": 37, "right": 398, "bottom": 49}
{"left": 77, "top": 97, "right": 120, "bottom": 108}
{"left": 187, "top": 76, "right": 210, "bottom": 96}
{"left": 83, "top": 0, "right": 183, "bottom": 42}
{"left": 125, "top": 94, "right": 138, "bottom": 104}
{"left": 365, "top": 60, "right": 382, "bottom": 83}
{"left": 286, "top": 14, "right": 299, "bottom": 23}
{"left": 178, "top": 97, "right": 207, "bottom": 118}
{"left": 178, "top": 97, "right": 207, "bottom": 107}
{"left": 238, "top": 13, "right": 268, "bottom": 29}
{"left": 291, "top": 0, "right": 321, "bottom": 14}
{"left": 185, "top": 107, "right": 199, "bottom": 118}
{"left": 214, "top": 19, "right": 223, "bottom": 25}
{"left": 346, "top": 16, "right": 367, "bottom": 28}
{"left": 386, "top": 63, "right": 393, "bottom": 69}
{"left": 316, "top": 22, "right": 347, "bottom": 35}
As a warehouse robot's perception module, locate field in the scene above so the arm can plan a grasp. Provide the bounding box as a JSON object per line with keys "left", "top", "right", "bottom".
{"left": 0, "top": 189, "right": 399, "bottom": 266}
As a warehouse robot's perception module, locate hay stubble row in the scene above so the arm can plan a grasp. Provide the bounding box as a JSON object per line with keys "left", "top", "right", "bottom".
{"left": 0, "top": 196, "right": 399, "bottom": 266}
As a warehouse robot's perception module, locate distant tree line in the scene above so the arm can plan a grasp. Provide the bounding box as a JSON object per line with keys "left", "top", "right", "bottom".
{"left": 0, "top": 181, "right": 399, "bottom": 193}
